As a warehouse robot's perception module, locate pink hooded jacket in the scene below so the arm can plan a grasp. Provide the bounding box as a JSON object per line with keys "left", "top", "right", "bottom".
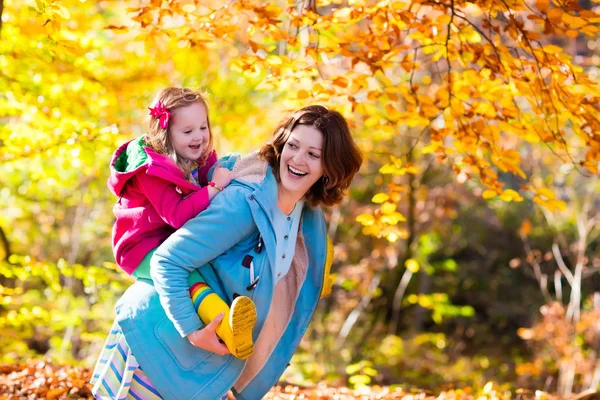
{"left": 108, "top": 136, "right": 218, "bottom": 275}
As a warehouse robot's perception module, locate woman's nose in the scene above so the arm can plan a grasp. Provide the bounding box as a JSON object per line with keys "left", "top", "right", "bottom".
{"left": 292, "top": 152, "right": 305, "bottom": 164}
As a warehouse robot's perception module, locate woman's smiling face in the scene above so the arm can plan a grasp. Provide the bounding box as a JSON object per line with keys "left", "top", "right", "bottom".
{"left": 278, "top": 124, "right": 324, "bottom": 200}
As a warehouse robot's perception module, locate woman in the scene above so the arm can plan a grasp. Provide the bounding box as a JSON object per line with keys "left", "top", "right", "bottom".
{"left": 93, "top": 105, "right": 362, "bottom": 400}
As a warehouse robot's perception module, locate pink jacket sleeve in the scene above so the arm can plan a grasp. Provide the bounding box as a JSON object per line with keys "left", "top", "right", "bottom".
{"left": 135, "top": 174, "right": 211, "bottom": 230}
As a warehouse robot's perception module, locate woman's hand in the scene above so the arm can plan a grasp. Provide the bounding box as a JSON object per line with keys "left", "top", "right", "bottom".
{"left": 186, "top": 313, "right": 231, "bottom": 355}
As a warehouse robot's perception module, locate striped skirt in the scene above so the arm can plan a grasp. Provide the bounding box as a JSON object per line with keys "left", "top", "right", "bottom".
{"left": 90, "top": 322, "right": 163, "bottom": 400}
{"left": 91, "top": 322, "right": 231, "bottom": 400}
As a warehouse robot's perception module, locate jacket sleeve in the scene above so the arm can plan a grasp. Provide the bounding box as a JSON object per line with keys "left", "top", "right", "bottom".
{"left": 150, "top": 185, "right": 256, "bottom": 337}
{"left": 136, "top": 173, "right": 211, "bottom": 229}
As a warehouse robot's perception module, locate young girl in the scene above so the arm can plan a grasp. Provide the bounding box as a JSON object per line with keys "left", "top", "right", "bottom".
{"left": 105, "top": 86, "right": 256, "bottom": 360}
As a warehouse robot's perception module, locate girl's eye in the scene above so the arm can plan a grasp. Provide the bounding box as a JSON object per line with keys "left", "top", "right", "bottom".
{"left": 200, "top": 126, "right": 208, "bottom": 130}
{"left": 184, "top": 130, "right": 192, "bottom": 134}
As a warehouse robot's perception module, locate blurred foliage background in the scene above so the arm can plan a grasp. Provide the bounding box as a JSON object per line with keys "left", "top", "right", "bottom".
{"left": 1, "top": 0, "right": 600, "bottom": 397}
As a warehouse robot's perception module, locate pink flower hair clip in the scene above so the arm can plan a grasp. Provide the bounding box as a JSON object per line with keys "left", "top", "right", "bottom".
{"left": 148, "top": 101, "right": 171, "bottom": 129}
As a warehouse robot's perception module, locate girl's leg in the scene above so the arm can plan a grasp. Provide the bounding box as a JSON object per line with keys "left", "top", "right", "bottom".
{"left": 189, "top": 270, "right": 256, "bottom": 360}
{"left": 134, "top": 249, "right": 256, "bottom": 360}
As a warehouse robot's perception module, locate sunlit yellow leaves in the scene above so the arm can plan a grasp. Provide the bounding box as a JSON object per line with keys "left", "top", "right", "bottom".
{"left": 530, "top": 186, "right": 567, "bottom": 213}
{"left": 437, "top": 14, "right": 452, "bottom": 25}
{"left": 472, "top": 101, "right": 497, "bottom": 119}
{"left": 333, "top": 76, "right": 349, "bottom": 88}
{"left": 333, "top": 7, "right": 353, "bottom": 23}
{"left": 372, "top": 193, "right": 390, "bottom": 203}
{"left": 482, "top": 189, "right": 498, "bottom": 199}
{"left": 381, "top": 212, "right": 406, "bottom": 225}
{"left": 482, "top": 189, "right": 524, "bottom": 202}
{"left": 296, "top": 89, "right": 311, "bottom": 99}
{"left": 492, "top": 148, "right": 526, "bottom": 179}
{"left": 381, "top": 202, "right": 396, "bottom": 214}
{"left": 535, "top": 0, "right": 550, "bottom": 12}
{"left": 356, "top": 213, "right": 375, "bottom": 226}
{"left": 546, "top": 8, "right": 563, "bottom": 23}
{"left": 405, "top": 259, "right": 419, "bottom": 273}
{"left": 379, "top": 160, "right": 418, "bottom": 176}
{"left": 460, "top": 26, "right": 482, "bottom": 44}
{"left": 582, "top": 160, "right": 599, "bottom": 175}
{"left": 542, "top": 45, "right": 563, "bottom": 55}
{"left": 561, "top": 13, "right": 588, "bottom": 29}
{"left": 45, "top": 3, "right": 71, "bottom": 20}
{"left": 499, "top": 189, "right": 524, "bottom": 202}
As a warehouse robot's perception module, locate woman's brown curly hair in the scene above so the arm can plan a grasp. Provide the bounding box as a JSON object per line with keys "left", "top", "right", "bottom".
{"left": 258, "top": 105, "right": 362, "bottom": 207}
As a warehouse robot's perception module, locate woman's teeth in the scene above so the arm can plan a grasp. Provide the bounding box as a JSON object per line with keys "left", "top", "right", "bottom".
{"left": 289, "top": 166, "right": 307, "bottom": 177}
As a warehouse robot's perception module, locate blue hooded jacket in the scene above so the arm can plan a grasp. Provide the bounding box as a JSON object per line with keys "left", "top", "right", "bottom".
{"left": 113, "top": 152, "right": 332, "bottom": 400}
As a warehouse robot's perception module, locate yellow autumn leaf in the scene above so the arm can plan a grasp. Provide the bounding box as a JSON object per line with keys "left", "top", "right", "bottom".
{"left": 542, "top": 44, "right": 562, "bottom": 54}
{"left": 381, "top": 202, "right": 397, "bottom": 214}
{"left": 547, "top": 8, "right": 563, "bottom": 23}
{"left": 535, "top": 0, "right": 549, "bottom": 11}
{"left": 583, "top": 160, "right": 599, "bottom": 174}
{"left": 405, "top": 259, "right": 419, "bottom": 273}
{"left": 482, "top": 189, "right": 497, "bottom": 199}
{"left": 333, "top": 76, "right": 349, "bottom": 87}
{"left": 499, "top": 189, "right": 524, "bottom": 202}
{"left": 296, "top": 90, "right": 310, "bottom": 99}
{"left": 356, "top": 213, "right": 375, "bottom": 226}
{"left": 381, "top": 212, "right": 406, "bottom": 225}
{"left": 372, "top": 193, "right": 390, "bottom": 203}
{"left": 48, "top": 4, "right": 71, "bottom": 19}
{"left": 364, "top": 116, "right": 379, "bottom": 127}
{"left": 552, "top": 199, "right": 567, "bottom": 212}
{"left": 422, "top": 143, "right": 438, "bottom": 154}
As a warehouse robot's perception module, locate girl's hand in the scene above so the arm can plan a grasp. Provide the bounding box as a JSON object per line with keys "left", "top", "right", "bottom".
{"left": 186, "top": 313, "right": 231, "bottom": 355}
{"left": 212, "top": 166, "right": 234, "bottom": 189}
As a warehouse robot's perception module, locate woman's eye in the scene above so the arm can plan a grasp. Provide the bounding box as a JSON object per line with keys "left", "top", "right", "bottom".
{"left": 288, "top": 143, "right": 297, "bottom": 149}
{"left": 309, "top": 152, "right": 320, "bottom": 159}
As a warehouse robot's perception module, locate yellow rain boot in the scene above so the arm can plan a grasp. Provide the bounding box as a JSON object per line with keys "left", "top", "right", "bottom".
{"left": 190, "top": 283, "right": 256, "bottom": 360}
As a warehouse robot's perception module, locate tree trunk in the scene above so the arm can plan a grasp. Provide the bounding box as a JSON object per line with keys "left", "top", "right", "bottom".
{"left": 0, "top": 225, "right": 11, "bottom": 261}
{"left": 0, "top": 0, "right": 4, "bottom": 38}
{"left": 387, "top": 150, "right": 418, "bottom": 335}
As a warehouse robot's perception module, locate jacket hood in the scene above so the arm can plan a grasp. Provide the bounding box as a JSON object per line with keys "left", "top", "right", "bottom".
{"left": 210, "top": 151, "right": 269, "bottom": 191}
{"left": 107, "top": 136, "right": 201, "bottom": 197}
{"left": 107, "top": 137, "right": 151, "bottom": 196}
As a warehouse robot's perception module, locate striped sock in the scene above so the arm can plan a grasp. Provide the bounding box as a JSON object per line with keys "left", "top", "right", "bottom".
{"left": 189, "top": 283, "right": 214, "bottom": 313}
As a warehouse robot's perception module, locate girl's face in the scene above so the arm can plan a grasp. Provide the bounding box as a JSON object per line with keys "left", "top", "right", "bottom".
{"left": 168, "top": 102, "right": 210, "bottom": 162}
{"left": 279, "top": 124, "right": 324, "bottom": 200}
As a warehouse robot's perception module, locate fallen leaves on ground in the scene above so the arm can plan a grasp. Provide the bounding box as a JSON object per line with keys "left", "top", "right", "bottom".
{"left": 1, "top": 361, "right": 562, "bottom": 399}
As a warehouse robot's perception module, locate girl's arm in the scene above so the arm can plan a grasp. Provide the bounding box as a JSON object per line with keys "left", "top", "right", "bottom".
{"left": 197, "top": 150, "right": 218, "bottom": 187}
{"left": 135, "top": 174, "right": 214, "bottom": 229}
{"left": 150, "top": 185, "right": 256, "bottom": 338}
